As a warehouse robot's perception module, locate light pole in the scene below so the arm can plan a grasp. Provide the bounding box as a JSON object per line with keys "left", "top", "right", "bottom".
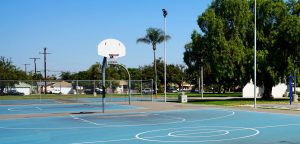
{"left": 294, "top": 60, "right": 300, "bottom": 102}
{"left": 201, "top": 58, "right": 204, "bottom": 99}
{"left": 254, "top": 0, "right": 257, "bottom": 108}
{"left": 162, "top": 8, "right": 167, "bottom": 103}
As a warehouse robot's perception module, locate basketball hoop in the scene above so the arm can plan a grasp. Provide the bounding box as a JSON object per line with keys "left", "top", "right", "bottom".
{"left": 97, "top": 39, "right": 129, "bottom": 113}
{"left": 107, "top": 54, "right": 118, "bottom": 65}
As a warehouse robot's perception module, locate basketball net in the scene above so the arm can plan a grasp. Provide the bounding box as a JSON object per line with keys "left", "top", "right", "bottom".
{"left": 107, "top": 54, "right": 118, "bottom": 65}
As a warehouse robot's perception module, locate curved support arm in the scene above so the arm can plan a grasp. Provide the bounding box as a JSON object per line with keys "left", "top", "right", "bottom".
{"left": 110, "top": 63, "right": 131, "bottom": 105}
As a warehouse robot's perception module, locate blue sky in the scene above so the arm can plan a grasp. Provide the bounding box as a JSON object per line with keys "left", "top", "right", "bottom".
{"left": 0, "top": 0, "right": 212, "bottom": 75}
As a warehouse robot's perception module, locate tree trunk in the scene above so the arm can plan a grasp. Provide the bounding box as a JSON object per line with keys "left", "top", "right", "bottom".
{"left": 262, "top": 82, "right": 273, "bottom": 99}
{"left": 153, "top": 50, "right": 158, "bottom": 94}
{"left": 218, "top": 85, "right": 222, "bottom": 94}
{"left": 261, "top": 73, "right": 274, "bottom": 99}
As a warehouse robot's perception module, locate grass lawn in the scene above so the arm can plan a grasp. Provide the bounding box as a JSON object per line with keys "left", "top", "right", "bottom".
{"left": 155, "top": 92, "right": 242, "bottom": 98}
{"left": 190, "top": 99, "right": 289, "bottom": 106}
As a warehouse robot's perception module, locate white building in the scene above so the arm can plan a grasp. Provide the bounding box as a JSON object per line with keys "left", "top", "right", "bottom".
{"left": 243, "top": 80, "right": 287, "bottom": 98}
{"left": 51, "top": 81, "right": 73, "bottom": 95}
{"left": 14, "top": 82, "right": 31, "bottom": 95}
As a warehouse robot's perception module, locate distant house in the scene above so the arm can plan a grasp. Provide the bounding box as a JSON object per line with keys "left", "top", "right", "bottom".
{"left": 116, "top": 80, "right": 128, "bottom": 94}
{"left": 14, "top": 82, "right": 31, "bottom": 95}
{"left": 37, "top": 82, "right": 54, "bottom": 94}
{"left": 37, "top": 81, "right": 73, "bottom": 95}
{"left": 52, "top": 81, "right": 73, "bottom": 95}
{"left": 168, "top": 82, "right": 194, "bottom": 92}
{"left": 181, "top": 82, "right": 194, "bottom": 91}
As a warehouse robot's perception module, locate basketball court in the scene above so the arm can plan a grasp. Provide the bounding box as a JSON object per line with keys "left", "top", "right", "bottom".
{"left": 1, "top": 32, "right": 299, "bottom": 144}
{"left": 1, "top": 101, "right": 300, "bottom": 144}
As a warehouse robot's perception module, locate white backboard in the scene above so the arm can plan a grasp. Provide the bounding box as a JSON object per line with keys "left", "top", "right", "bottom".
{"left": 98, "top": 39, "right": 126, "bottom": 58}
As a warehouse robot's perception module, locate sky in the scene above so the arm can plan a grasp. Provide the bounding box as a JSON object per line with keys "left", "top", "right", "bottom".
{"left": 0, "top": 0, "right": 212, "bottom": 76}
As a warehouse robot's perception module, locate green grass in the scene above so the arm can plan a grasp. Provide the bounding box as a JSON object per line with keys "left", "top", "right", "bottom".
{"left": 187, "top": 92, "right": 242, "bottom": 97}
{"left": 155, "top": 92, "right": 242, "bottom": 98}
{"left": 190, "top": 99, "right": 289, "bottom": 106}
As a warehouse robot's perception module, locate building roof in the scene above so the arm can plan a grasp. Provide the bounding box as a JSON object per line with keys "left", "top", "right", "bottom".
{"left": 53, "top": 81, "right": 72, "bottom": 87}
{"left": 14, "top": 82, "right": 31, "bottom": 88}
{"left": 119, "top": 80, "right": 128, "bottom": 86}
{"left": 36, "top": 82, "right": 54, "bottom": 87}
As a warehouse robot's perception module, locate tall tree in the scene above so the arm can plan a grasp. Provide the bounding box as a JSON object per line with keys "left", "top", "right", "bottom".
{"left": 184, "top": 0, "right": 252, "bottom": 93}
{"left": 254, "top": 0, "right": 296, "bottom": 98}
{"left": 136, "top": 27, "right": 171, "bottom": 93}
{"left": 185, "top": 0, "right": 299, "bottom": 98}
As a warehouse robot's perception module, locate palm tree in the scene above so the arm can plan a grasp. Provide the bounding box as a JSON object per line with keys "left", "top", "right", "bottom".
{"left": 137, "top": 27, "right": 171, "bottom": 94}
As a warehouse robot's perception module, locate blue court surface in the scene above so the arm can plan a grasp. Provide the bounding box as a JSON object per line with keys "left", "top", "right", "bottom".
{"left": 0, "top": 103, "right": 139, "bottom": 115}
{"left": 0, "top": 97, "right": 156, "bottom": 106}
{"left": 0, "top": 99, "right": 58, "bottom": 105}
{"left": 1, "top": 108, "right": 300, "bottom": 144}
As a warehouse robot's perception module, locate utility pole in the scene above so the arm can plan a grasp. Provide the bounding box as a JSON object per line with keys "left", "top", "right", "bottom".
{"left": 39, "top": 48, "right": 51, "bottom": 94}
{"left": 29, "top": 57, "right": 40, "bottom": 78}
{"left": 23, "top": 64, "right": 30, "bottom": 74}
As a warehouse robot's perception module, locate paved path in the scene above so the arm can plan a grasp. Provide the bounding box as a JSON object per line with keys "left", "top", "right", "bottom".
{"left": 258, "top": 103, "right": 300, "bottom": 111}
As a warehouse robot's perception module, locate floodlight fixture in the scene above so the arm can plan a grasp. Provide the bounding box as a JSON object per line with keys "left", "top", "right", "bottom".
{"left": 162, "top": 9, "right": 167, "bottom": 18}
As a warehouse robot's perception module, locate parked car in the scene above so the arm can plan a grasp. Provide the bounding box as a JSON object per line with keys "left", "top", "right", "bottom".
{"left": 167, "top": 88, "right": 178, "bottom": 93}
{"left": 192, "top": 88, "right": 199, "bottom": 93}
{"left": 84, "top": 88, "right": 102, "bottom": 94}
{"left": 141, "top": 88, "right": 153, "bottom": 94}
{"left": 6, "top": 90, "right": 24, "bottom": 96}
{"left": 51, "top": 89, "right": 62, "bottom": 94}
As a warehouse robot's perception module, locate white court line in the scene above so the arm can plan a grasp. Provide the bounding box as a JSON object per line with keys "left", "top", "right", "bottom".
{"left": 218, "top": 107, "right": 300, "bottom": 117}
{"left": 83, "top": 112, "right": 187, "bottom": 128}
{"left": 254, "top": 122, "right": 300, "bottom": 129}
{"left": 0, "top": 109, "right": 234, "bottom": 130}
{"left": 135, "top": 126, "right": 260, "bottom": 143}
{"left": 7, "top": 108, "right": 18, "bottom": 111}
{"left": 187, "top": 110, "right": 235, "bottom": 123}
{"left": 69, "top": 110, "right": 235, "bottom": 144}
{"left": 8, "top": 107, "right": 42, "bottom": 112}
{"left": 35, "top": 107, "right": 42, "bottom": 110}
{"left": 70, "top": 115, "right": 101, "bottom": 126}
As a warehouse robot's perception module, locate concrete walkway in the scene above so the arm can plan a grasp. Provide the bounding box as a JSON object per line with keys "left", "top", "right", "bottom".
{"left": 258, "top": 103, "right": 300, "bottom": 111}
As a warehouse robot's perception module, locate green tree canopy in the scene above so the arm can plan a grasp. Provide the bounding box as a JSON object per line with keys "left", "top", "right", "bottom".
{"left": 184, "top": 0, "right": 300, "bottom": 98}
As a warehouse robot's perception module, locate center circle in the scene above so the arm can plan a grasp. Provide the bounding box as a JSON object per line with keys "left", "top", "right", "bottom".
{"left": 168, "top": 129, "right": 229, "bottom": 138}
{"left": 135, "top": 126, "right": 259, "bottom": 143}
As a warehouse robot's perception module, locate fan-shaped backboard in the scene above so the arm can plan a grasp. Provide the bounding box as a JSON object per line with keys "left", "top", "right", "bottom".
{"left": 97, "top": 39, "right": 126, "bottom": 58}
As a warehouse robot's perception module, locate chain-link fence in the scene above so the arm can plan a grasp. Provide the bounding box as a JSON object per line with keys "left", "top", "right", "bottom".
{"left": 0, "top": 79, "right": 153, "bottom": 105}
